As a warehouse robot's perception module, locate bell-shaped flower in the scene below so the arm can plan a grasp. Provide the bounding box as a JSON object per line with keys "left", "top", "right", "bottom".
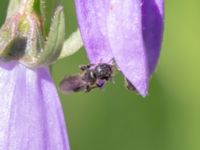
{"left": 0, "top": 0, "right": 70, "bottom": 149}
{"left": 75, "top": 0, "right": 164, "bottom": 96}
{"left": 0, "top": 61, "right": 70, "bottom": 150}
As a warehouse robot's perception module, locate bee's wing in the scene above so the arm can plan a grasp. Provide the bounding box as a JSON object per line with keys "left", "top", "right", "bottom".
{"left": 59, "top": 75, "right": 87, "bottom": 94}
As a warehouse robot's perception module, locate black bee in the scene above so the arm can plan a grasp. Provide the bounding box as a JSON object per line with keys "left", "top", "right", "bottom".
{"left": 59, "top": 63, "right": 114, "bottom": 94}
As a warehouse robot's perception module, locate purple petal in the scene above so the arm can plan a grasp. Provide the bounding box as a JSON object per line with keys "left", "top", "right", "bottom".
{"left": 75, "top": 0, "right": 113, "bottom": 63}
{"left": 0, "top": 61, "right": 70, "bottom": 150}
{"left": 107, "top": 0, "right": 164, "bottom": 96}
{"left": 107, "top": 0, "right": 148, "bottom": 96}
{"left": 154, "top": 0, "right": 164, "bottom": 16}
{"left": 142, "top": 0, "right": 164, "bottom": 74}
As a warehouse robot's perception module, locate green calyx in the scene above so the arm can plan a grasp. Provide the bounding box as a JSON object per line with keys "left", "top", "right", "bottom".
{"left": 0, "top": 0, "right": 65, "bottom": 68}
{"left": 20, "top": 6, "right": 65, "bottom": 67}
{"left": 0, "top": 0, "right": 83, "bottom": 68}
{"left": 0, "top": 14, "right": 20, "bottom": 58}
{"left": 18, "top": 16, "right": 30, "bottom": 33}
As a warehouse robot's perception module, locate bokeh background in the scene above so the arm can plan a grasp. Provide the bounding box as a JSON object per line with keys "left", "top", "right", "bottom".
{"left": 1, "top": 0, "right": 200, "bottom": 150}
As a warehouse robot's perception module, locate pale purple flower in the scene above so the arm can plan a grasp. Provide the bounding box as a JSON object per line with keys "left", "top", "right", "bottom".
{"left": 0, "top": 61, "right": 70, "bottom": 150}
{"left": 75, "top": 0, "right": 164, "bottom": 96}
{"left": 0, "top": 0, "right": 70, "bottom": 149}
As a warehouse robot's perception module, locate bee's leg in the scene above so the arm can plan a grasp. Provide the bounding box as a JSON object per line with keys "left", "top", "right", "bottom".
{"left": 85, "top": 84, "right": 98, "bottom": 92}
{"left": 79, "top": 64, "right": 95, "bottom": 71}
{"left": 79, "top": 65, "right": 90, "bottom": 71}
{"left": 96, "top": 79, "right": 105, "bottom": 88}
{"left": 124, "top": 78, "right": 136, "bottom": 91}
{"left": 85, "top": 85, "right": 92, "bottom": 92}
{"left": 108, "top": 77, "right": 115, "bottom": 84}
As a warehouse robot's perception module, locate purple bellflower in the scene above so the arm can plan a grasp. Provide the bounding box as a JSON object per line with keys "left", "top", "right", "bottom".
{"left": 0, "top": 0, "right": 70, "bottom": 149}
{"left": 75, "top": 0, "right": 164, "bottom": 96}
{"left": 0, "top": 62, "right": 70, "bottom": 150}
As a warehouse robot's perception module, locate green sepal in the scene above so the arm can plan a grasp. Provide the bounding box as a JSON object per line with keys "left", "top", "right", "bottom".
{"left": 41, "top": 6, "right": 65, "bottom": 65}
{"left": 6, "top": 0, "right": 21, "bottom": 19}
{"left": 20, "top": 6, "right": 65, "bottom": 67}
{"left": 0, "top": 15, "right": 20, "bottom": 58}
{"left": 0, "top": 1, "right": 65, "bottom": 68}
{"left": 39, "top": 0, "right": 57, "bottom": 35}
{"left": 59, "top": 29, "right": 83, "bottom": 59}
{"left": 0, "top": 29, "right": 16, "bottom": 57}
{"left": 7, "top": 0, "right": 56, "bottom": 35}
{"left": 19, "top": 14, "right": 45, "bottom": 67}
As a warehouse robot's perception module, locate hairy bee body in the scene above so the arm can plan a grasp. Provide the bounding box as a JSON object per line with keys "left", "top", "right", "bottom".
{"left": 59, "top": 63, "right": 114, "bottom": 94}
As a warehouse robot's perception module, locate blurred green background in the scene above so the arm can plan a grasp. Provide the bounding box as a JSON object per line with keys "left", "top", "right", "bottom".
{"left": 1, "top": 0, "right": 200, "bottom": 150}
